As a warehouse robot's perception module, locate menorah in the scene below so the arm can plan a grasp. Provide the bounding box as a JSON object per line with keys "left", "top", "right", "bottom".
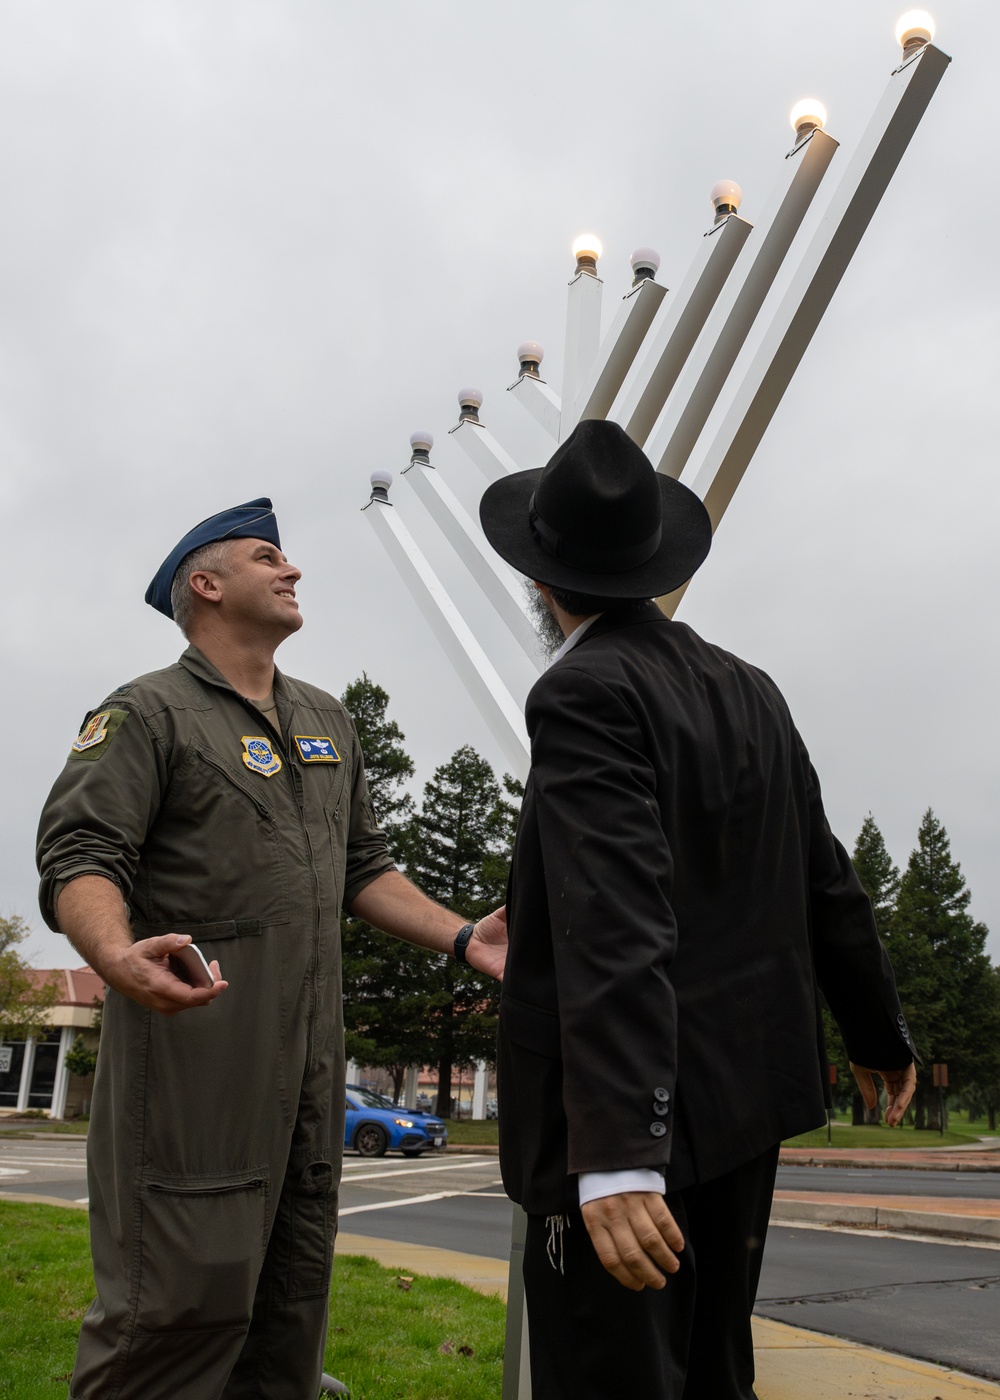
{"left": 361, "top": 14, "right": 950, "bottom": 1396}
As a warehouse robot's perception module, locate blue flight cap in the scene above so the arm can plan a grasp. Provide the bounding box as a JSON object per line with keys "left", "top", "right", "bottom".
{"left": 145, "top": 497, "right": 281, "bottom": 619}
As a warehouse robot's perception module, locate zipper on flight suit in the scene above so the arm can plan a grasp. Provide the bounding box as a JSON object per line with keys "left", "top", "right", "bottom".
{"left": 242, "top": 693, "right": 325, "bottom": 1074}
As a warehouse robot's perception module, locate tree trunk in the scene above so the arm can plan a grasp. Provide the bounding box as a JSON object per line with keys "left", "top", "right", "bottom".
{"left": 851, "top": 1094, "right": 881, "bottom": 1125}
{"left": 989, "top": 1103, "right": 997, "bottom": 1132}
{"left": 390, "top": 1064, "right": 406, "bottom": 1104}
{"left": 914, "top": 1084, "right": 927, "bottom": 1130}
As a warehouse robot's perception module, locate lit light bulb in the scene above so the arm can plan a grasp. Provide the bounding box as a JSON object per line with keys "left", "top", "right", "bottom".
{"left": 571, "top": 233, "right": 603, "bottom": 263}
{"left": 895, "top": 9, "right": 935, "bottom": 51}
{"left": 789, "top": 99, "right": 828, "bottom": 140}
{"left": 409, "top": 431, "right": 434, "bottom": 454}
{"left": 710, "top": 180, "right": 743, "bottom": 225}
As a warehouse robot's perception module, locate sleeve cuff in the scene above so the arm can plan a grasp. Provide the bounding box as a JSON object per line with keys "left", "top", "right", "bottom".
{"left": 578, "top": 1167, "right": 666, "bottom": 1206}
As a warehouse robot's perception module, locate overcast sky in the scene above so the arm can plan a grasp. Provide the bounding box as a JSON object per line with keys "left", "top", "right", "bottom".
{"left": 2, "top": 1, "right": 996, "bottom": 969}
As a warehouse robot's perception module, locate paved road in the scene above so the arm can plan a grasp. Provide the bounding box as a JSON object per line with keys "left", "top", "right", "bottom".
{"left": 757, "top": 1224, "right": 1000, "bottom": 1382}
{"left": 5, "top": 1140, "right": 999, "bottom": 1380}
{"left": 776, "top": 1164, "right": 1000, "bottom": 1199}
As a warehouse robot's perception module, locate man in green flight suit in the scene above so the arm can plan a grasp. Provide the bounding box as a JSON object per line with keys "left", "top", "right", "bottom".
{"left": 36, "top": 498, "right": 507, "bottom": 1400}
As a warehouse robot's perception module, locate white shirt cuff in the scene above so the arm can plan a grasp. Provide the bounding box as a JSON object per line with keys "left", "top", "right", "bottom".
{"left": 577, "top": 1168, "right": 666, "bottom": 1206}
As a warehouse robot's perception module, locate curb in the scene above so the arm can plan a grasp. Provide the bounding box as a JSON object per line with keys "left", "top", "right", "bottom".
{"left": 780, "top": 1152, "right": 1000, "bottom": 1174}
{"left": 771, "top": 1198, "right": 1000, "bottom": 1244}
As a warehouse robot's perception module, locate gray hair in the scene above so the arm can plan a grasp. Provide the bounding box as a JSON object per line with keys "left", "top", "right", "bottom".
{"left": 170, "top": 540, "right": 235, "bottom": 635}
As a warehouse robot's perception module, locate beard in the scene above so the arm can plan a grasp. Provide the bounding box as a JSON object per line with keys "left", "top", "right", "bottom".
{"left": 524, "top": 580, "right": 566, "bottom": 658}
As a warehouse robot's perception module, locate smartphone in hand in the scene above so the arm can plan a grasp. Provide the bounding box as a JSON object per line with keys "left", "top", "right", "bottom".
{"left": 168, "top": 942, "right": 216, "bottom": 989}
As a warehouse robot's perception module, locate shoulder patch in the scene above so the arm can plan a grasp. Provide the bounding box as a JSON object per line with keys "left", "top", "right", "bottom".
{"left": 69, "top": 708, "right": 129, "bottom": 762}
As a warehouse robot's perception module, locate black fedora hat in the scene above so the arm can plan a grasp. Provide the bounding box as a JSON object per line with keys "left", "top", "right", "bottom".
{"left": 479, "top": 419, "right": 711, "bottom": 598}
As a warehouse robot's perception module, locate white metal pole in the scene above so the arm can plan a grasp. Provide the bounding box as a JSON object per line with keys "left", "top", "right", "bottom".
{"left": 16, "top": 1037, "right": 35, "bottom": 1112}
{"left": 363, "top": 491, "right": 530, "bottom": 780}
{"left": 573, "top": 273, "right": 667, "bottom": 426}
{"left": 661, "top": 42, "right": 951, "bottom": 618}
{"left": 449, "top": 417, "right": 521, "bottom": 483}
{"left": 560, "top": 268, "right": 604, "bottom": 440}
{"left": 507, "top": 373, "right": 562, "bottom": 440}
{"left": 402, "top": 451, "right": 544, "bottom": 674}
{"left": 50, "top": 1026, "right": 73, "bottom": 1120}
{"left": 647, "top": 129, "right": 839, "bottom": 480}
{"left": 618, "top": 214, "right": 753, "bottom": 447}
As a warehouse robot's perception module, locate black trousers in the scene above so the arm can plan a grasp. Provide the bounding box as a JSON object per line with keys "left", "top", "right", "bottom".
{"left": 522, "top": 1145, "right": 779, "bottom": 1400}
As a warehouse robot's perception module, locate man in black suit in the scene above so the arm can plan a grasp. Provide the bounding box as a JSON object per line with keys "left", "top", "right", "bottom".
{"left": 478, "top": 420, "right": 916, "bottom": 1399}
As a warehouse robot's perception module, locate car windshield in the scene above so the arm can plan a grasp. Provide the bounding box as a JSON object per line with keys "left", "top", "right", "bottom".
{"left": 349, "top": 1087, "right": 397, "bottom": 1110}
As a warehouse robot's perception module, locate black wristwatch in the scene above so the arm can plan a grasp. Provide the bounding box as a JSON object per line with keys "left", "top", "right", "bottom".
{"left": 453, "top": 922, "right": 475, "bottom": 963}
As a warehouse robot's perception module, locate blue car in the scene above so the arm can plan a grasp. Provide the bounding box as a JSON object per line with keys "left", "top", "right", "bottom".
{"left": 345, "top": 1085, "right": 449, "bottom": 1158}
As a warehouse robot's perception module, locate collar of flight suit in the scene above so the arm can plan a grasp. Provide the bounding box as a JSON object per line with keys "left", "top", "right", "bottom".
{"left": 178, "top": 644, "right": 291, "bottom": 703}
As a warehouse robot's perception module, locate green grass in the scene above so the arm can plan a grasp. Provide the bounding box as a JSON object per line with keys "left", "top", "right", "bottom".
{"left": 0, "top": 1121, "right": 89, "bottom": 1137}
{"left": 783, "top": 1109, "right": 998, "bottom": 1151}
{"left": 443, "top": 1118, "right": 499, "bottom": 1147}
{"left": 0, "top": 1201, "right": 505, "bottom": 1400}
{"left": 327, "top": 1256, "right": 504, "bottom": 1398}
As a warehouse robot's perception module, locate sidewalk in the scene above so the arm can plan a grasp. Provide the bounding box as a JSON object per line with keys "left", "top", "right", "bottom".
{"left": 338, "top": 1230, "right": 1000, "bottom": 1398}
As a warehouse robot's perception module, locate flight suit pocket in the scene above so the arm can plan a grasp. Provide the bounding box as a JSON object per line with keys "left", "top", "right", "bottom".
{"left": 271, "top": 1160, "right": 337, "bottom": 1302}
{"left": 135, "top": 1169, "right": 269, "bottom": 1332}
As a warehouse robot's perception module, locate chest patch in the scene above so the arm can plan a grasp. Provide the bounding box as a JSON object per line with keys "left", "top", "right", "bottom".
{"left": 241, "top": 735, "right": 283, "bottom": 777}
{"left": 294, "top": 735, "right": 341, "bottom": 763}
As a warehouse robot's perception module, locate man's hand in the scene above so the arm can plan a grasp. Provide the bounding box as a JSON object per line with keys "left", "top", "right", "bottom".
{"left": 57, "top": 875, "right": 227, "bottom": 1016}
{"left": 580, "top": 1191, "right": 684, "bottom": 1291}
{"left": 467, "top": 906, "right": 507, "bottom": 981}
{"left": 105, "top": 934, "right": 228, "bottom": 1016}
{"left": 850, "top": 1060, "right": 917, "bottom": 1127}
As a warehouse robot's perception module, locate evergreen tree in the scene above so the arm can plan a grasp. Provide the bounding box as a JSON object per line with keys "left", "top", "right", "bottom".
{"left": 887, "top": 809, "right": 993, "bottom": 1129}
{"left": 340, "top": 672, "right": 415, "bottom": 837}
{"left": 826, "top": 815, "right": 901, "bottom": 1123}
{"left": 852, "top": 813, "right": 900, "bottom": 941}
{"left": 339, "top": 676, "right": 431, "bottom": 1099}
{"left": 401, "top": 745, "right": 519, "bottom": 1117}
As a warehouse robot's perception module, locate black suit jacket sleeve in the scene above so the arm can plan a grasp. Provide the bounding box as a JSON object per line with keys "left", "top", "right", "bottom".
{"left": 800, "top": 738, "right": 917, "bottom": 1069}
{"left": 527, "top": 661, "right": 678, "bottom": 1176}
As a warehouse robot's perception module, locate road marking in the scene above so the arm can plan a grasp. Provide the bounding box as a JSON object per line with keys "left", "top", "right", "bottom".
{"left": 0, "top": 1159, "right": 87, "bottom": 1169}
{"left": 340, "top": 1191, "right": 462, "bottom": 1216}
{"left": 771, "top": 1220, "right": 1000, "bottom": 1251}
{"left": 0, "top": 1168, "right": 29, "bottom": 1177}
{"left": 342, "top": 1158, "right": 493, "bottom": 1184}
{"left": 75, "top": 1198, "right": 89, "bottom": 1205}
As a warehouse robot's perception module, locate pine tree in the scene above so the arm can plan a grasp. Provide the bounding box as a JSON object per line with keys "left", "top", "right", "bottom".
{"left": 339, "top": 676, "right": 431, "bottom": 1099}
{"left": 887, "top": 809, "right": 993, "bottom": 1129}
{"left": 401, "top": 745, "right": 519, "bottom": 1117}
{"left": 828, "top": 815, "right": 901, "bottom": 1123}
{"left": 852, "top": 813, "right": 900, "bottom": 942}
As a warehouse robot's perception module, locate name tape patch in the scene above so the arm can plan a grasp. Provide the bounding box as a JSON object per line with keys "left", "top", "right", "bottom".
{"left": 294, "top": 735, "right": 341, "bottom": 763}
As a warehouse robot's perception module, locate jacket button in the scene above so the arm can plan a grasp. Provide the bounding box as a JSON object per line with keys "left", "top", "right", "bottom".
{"left": 653, "top": 1087, "right": 670, "bottom": 1103}
{"left": 653, "top": 1102, "right": 670, "bottom": 1116}
{"left": 649, "top": 1121, "right": 667, "bottom": 1138}
{"left": 896, "top": 1014, "right": 906, "bottom": 1026}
